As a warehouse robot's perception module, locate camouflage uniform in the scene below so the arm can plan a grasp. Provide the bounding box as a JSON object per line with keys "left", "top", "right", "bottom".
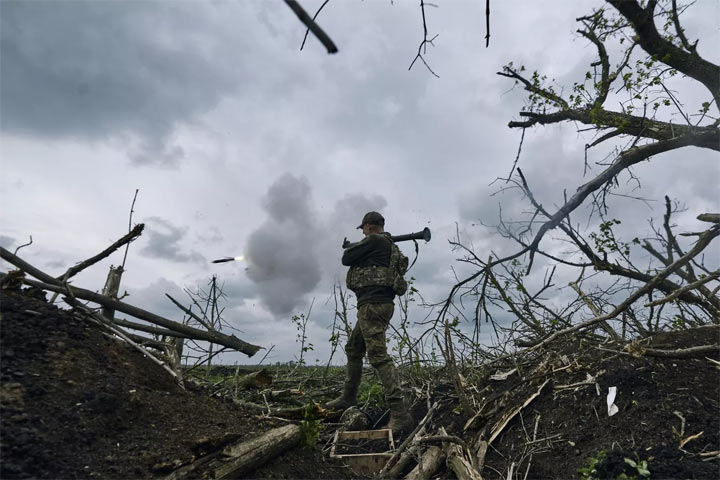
{"left": 331, "top": 224, "right": 410, "bottom": 433}
{"left": 345, "top": 301, "right": 403, "bottom": 405}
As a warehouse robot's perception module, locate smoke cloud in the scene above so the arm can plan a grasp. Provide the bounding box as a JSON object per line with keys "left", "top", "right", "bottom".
{"left": 245, "top": 173, "right": 390, "bottom": 317}
{"left": 245, "top": 174, "right": 321, "bottom": 316}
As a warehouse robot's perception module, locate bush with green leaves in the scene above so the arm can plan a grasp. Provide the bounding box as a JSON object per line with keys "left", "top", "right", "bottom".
{"left": 299, "top": 403, "right": 324, "bottom": 449}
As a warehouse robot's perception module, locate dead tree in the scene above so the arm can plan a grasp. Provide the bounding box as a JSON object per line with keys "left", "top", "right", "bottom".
{"left": 435, "top": 0, "right": 719, "bottom": 353}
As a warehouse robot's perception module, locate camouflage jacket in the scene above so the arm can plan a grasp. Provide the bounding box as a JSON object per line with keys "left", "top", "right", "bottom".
{"left": 342, "top": 233, "right": 395, "bottom": 306}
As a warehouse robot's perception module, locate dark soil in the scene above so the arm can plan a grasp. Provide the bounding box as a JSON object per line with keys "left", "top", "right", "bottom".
{"left": 1, "top": 286, "right": 718, "bottom": 479}
{"left": 334, "top": 437, "right": 392, "bottom": 455}
{"left": 0, "top": 287, "right": 351, "bottom": 479}
{"left": 474, "top": 333, "right": 720, "bottom": 480}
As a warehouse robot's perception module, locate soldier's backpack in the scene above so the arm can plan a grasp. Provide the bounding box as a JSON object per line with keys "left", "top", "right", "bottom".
{"left": 388, "top": 241, "right": 409, "bottom": 296}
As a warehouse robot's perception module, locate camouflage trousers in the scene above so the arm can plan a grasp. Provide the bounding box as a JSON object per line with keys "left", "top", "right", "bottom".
{"left": 345, "top": 303, "right": 403, "bottom": 404}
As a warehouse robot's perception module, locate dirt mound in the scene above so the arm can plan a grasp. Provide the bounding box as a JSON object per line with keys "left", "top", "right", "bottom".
{"left": 2, "top": 286, "right": 718, "bottom": 479}
{"left": 0, "top": 288, "right": 346, "bottom": 479}
{"left": 465, "top": 332, "right": 720, "bottom": 479}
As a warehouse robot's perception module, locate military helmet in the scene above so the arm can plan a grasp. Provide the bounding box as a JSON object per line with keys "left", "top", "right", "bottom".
{"left": 357, "top": 211, "right": 385, "bottom": 229}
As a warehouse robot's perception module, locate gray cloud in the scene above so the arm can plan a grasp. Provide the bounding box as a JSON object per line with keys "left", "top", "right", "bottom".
{"left": 139, "top": 217, "right": 205, "bottom": 263}
{"left": 0, "top": 1, "right": 236, "bottom": 166}
{"left": 0, "top": 235, "right": 15, "bottom": 250}
{"left": 44, "top": 259, "right": 67, "bottom": 269}
{"left": 126, "top": 277, "right": 187, "bottom": 322}
{"left": 197, "top": 226, "right": 224, "bottom": 245}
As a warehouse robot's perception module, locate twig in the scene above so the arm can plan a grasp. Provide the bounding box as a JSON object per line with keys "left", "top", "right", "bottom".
{"left": 284, "top": 0, "right": 338, "bottom": 53}
{"left": 505, "top": 127, "right": 526, "bottom": 183}
{"left": 525, "top": 226, "right": 719, "bottom": 350}
{"left": 300, "top": 0, "right": 331, "bottom": 51}
{"left": 485, "top": 0, "right": 490, "bottom": 48}
{"left": 13, "top": 235, "right": 32, "bottom": 255}
{"left": 166, "top": 293, "right": 217, "bottom": 332}
{"left": 408, "top": 0, "right": 440, "bottom": 78}
{"left": 183, "top": 347, "right": 228, "bottom": 377}
{"left": 121, "top": 189, "right": 139, "bottom": 270}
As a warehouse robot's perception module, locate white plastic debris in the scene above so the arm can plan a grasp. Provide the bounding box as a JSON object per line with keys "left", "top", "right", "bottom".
{"left": 490, "top": 368, "right": 517, "bottom": 381}
{"left": 607, "top": 386, "right": 619, "bottom": 416}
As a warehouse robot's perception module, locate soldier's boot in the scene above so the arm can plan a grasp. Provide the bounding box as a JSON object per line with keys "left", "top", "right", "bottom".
{"left": 387, "top": 395, "right": 414, "bottom": 437}
{"left": 374, "top": 360, "right": 414, "bottom": 436}
{"left": 326, "top": 360, "right": 362, "bottom": 410}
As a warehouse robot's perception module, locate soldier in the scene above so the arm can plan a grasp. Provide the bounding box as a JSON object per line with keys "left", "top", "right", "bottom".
{"left": 327, "top": 211, "right": 413, "bottom": 435}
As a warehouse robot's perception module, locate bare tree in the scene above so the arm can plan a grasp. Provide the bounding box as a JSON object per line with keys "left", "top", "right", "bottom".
{"left": 436, "top": 0, "right": 718, "bottom": 352}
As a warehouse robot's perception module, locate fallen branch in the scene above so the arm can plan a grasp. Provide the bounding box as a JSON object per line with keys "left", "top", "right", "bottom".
{"left": 489, "top": 379, "right": 550, "bottom": 445}
{"left": 231, "top": 400, "right": 316, "bottom": 420}
{"left": 213, "top": 424, "right": 302, "bottom": 479}
{"left": 165, "top": 424, "right": 301, "bottom": 480}
{"left": 385, "top": 423, "right": 428, "bottom": 479}
{"left": 645, "top": 271, "right": 720, "bottom": 307}
{"left": 56, "top": 224, "right": 144, "bottom": 282}
{"left": 0, "top": 247, "right": 263, "bottom": 356}
{"left": 417, "top": 435, "right": 471, "bottom": 453}
{"left": 644, "top": 345, "right": 720, "bottom": 358}
{"left": 111, "top": 317, "right": 193, "bottom": 339}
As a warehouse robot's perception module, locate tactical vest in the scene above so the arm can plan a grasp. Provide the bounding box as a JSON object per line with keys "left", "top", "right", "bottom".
{"left": 346, "top": 238, "right": 408, "bottom": 295}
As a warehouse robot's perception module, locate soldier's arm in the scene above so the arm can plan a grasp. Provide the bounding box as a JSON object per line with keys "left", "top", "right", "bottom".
{"left": 341, "top": 235, "right": 382, "bottom": 266}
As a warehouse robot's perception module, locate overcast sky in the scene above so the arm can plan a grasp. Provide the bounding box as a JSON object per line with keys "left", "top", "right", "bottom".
{"left": 2, "top": 0, "right": 718, "bottom": 365}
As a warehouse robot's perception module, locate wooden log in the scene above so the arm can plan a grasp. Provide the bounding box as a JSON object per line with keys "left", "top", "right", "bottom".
{"left": 236, "top": 369, "right": 272, "bottom": 390}
{"left": 213, "top": 424, "right": 302, "bottom": 479}
{"left": 232, "top": 399, "right": 326, "bottom": 420}
{"left": 0, "top": 249, "right": 262, "bottom": 357}
{"left": 404, "top": 445, "right": 445, "bottom": 480}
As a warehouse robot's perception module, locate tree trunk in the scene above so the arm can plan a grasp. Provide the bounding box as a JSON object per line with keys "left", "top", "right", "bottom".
{"left": 213, "top": 424, "right": 301, "bottom": 479}
{"left": 101, "top": 265, "right": 123, "bottom": 320}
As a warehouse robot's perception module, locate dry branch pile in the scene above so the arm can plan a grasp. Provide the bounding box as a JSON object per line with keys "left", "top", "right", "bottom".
{"left": 0, "top": 226, "right": 262, "bottom": 387}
